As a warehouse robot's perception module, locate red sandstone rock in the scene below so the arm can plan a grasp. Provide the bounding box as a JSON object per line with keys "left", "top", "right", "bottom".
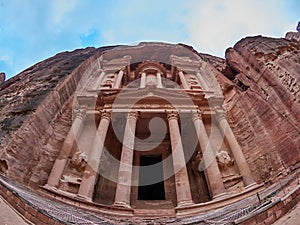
{"left": 285, "top": 21, "right": 300, "bottom": 42}
{"left": 0, "top": 73, "right": 5, "bottom": 84}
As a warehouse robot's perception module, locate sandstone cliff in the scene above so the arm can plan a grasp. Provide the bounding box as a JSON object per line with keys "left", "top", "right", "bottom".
{"left": 0, "top": 47, "right": 113, "bottom": 185}
{"left": 285, "top": 21, "right": 300, "bottom": 42}
{"left": 207, "top": 35, "right": 300, "bottom": 184}
{"left": 0, "top": 73, "right": 5, "bottom": 84}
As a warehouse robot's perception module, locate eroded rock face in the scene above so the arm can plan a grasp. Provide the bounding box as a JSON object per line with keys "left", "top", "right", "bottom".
{"left": 217, "top": 36, "right": 300, "bottom": 183}
{"left": 0, "top": 73, "right": 5, "bottom": 84}
{"left": 285, "top": 21, "right": 300, "bottom": 42}
{"left": 0, "top": 47, "right": 113, "bottom": 185}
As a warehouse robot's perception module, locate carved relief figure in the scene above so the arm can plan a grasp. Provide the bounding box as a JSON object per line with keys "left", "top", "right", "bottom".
{"left": 216, "top": 150, "right": 235, "bottom": 177}
{"left": 71, "top": 151, "right": 88, "bottom": 172}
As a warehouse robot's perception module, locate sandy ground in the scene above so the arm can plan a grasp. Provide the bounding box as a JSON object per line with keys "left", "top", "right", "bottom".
{"left": 0, "top": 195, "right": 30, "bottom": 225}
{"left": 272, "top": 201, "right": 300, "bottom": 225}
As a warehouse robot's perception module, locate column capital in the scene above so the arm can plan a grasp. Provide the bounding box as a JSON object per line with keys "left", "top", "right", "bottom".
{"left": 73, "top": 107, "right": 87, "bottom": 120}
{"left": 192, "top": 110, "right": 203, "bottom": 122}
{"left": 100, "top": 110, "right": 112, "bottom": 121}
{"left": 128, "top": 111, "right": 138, "bottom": 120}
{"left": 167, "top": 111, "right": 179, "bottom": 121}
{"left": 215, "top": 108, "right": 227, "bottom": 122}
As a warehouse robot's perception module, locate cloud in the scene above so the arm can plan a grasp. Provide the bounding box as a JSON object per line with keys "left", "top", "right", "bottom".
{"left": 0, "top": 0, "right": 299, "bottom": 79}
{"left": 0, "top": 55, "right": 10, "bottom": 62}
{"left": 51, "top": 0, "right": 79, "bottom": 25}
{"left": 180, "top": 0, "right": 299, "bottom": 56}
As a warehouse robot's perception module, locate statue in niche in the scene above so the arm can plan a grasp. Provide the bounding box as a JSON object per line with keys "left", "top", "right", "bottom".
{"left": 70, "top": 151, "right": 88, "bottom": 172}
{"left": 191, "top": 151, "right": 202, "bottom": 172}
{"left": 146, "top": 74, "right": 157, "bottom": 86}
{"left": 216, "top": 150, "right": 235, "bottom": 177}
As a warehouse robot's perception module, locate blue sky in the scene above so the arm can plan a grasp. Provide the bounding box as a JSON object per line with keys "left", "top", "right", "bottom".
{"left": 0, "top": 0, "right": 299, "bottom": 79}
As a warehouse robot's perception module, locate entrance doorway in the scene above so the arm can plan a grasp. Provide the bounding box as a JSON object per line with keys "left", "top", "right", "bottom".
{"left": 138, "top": 155, "right": 165, "bottom": 200}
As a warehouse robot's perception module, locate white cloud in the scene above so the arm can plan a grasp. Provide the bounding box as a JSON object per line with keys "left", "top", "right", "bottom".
{"left": 180, "top": 0, "right": 294, "bottom": 56}
{"left": 51, "top": 0, "right": 79, "bottom": 25}
{"left": 0, "top": 55, "right": 10, "bottom": 62}
{"left": 1, "top": 0, "right": 299, "bottom": 79}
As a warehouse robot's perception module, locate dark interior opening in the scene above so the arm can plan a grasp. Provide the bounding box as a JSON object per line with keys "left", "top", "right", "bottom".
{"left": 138, "top": 155, "right": 165, "bottom": 200}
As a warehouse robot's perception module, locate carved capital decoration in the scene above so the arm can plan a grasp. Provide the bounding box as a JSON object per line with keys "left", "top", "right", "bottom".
{"left": 215, "top": 108, "right": 227, "bottom": 122}
{"left": 128, "top": 111, "right": 138, "bottom": 120}
{"left": 167, "top": 111, "right": 179, "bottom": 121}
{"left": 73, "top": 107, "right": 87, "bottom": 120}
{"left": 192, "top": 110, "right": 203, "bottom": 122}
{"left": 100, "top": 110, "right": 112, "bottom": 121}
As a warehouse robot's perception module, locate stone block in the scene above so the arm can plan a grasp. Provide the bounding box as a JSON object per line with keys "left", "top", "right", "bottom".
{"left": 28, "top": 206, "right": 38, "bottom": 217}
{"left": 274, "top": 207, "right": 285, "bottom": 219}
{"left": 263, "top": 213, "right": 276, "bottom": 225}
{"left": 24, "top": 211, "right": 32, "bottom": 221}
{"left": 14, "top": 203, "right": 25, "bottom": 215}
{"left": 240, "top": 216, "right": 257, "bottom": 225}
{"left": 30, "top": 216, "right": 44, "bottom": 225}
{"left": 255, "top": 211, "right": 268, "bottom": 223}
{"left": 37, "top": 211, "right": 50, "bottom": 223}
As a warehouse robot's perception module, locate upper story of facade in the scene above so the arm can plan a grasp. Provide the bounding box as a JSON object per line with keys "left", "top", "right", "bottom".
{"left": 73, "top": 42, "right": 225, "bottom": 114}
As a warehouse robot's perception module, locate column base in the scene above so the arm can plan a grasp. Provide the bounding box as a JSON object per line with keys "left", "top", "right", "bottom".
{"left": 176, "top": 200, "right": 194, "bottom": 208}
{"left": 42, "top": 184, "right": 58, "bottom": 192}
{"left": 75, "top": 194, "right": 93, "bottom": 202}
{"left": 113, "top": 201, "right": 132, "bottom": 209}
{"left": 212, "top": 192, "right": 228, "bottom": 201}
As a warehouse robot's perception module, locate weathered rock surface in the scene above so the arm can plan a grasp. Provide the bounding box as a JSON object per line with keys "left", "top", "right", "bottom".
{"left": 0, "top": 73, "right": 5, "bottom": 84}
{"left": 285, "top": 21, "right": 300, "bottom": 42}
{"left": 0, "top": 46, "right": 114, "bottom": 185}
{"left": 217, "top": 36, "right": 300, "bottom": 183}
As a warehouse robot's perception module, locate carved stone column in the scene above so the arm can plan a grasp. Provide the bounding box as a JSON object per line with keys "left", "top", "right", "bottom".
{"left": 167, "top": 111, "right": 193, "bottom": 206}
{"left": 114, "top": 111, "right": 138, "bottom": 207}
{"left": 192, "top": 111, "right": 227, "bottom": 199}
{"left": 140, "top": 72, "right": 146, "bottom": 88}
{"left": 113, "top": 70, "right": 124, "bottom": 89}
{"left": 216, "top": 109, "right": 256, "bottom": 188}
{"left": 77, "top": 110, "right": 111, "bottom": 200}
{"left": 46, "top": 108, "right": 86, "bottom": 188}
{"left": 196, "top": 72, "right": 210, "bottom": 91}
{"left": 178, "top": 71, "right": 190, "bottom": 89}
{"left": 93, "top": 70, "right": 106, "bottom": 90}
{"left": 156, "top": 72, "right": 163, "bottom": 88}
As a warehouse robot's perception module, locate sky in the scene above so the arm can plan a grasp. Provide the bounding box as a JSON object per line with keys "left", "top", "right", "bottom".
{"left": 0, "top": 0, "right": 299, "bottom": 80}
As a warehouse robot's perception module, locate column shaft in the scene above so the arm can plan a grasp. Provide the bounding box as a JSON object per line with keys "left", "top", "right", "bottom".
{"left": 192, "top": 112, "right": 227, "bottom": 198}
{"left": 77, "top": 111, "right": 111, "bottom": 200}
{"left": 93, "top": 70, "right": 106, "bottom": 90}
{"left": 156, "top": 72, "right": 163, "bottom": 88}
{"left": 113, "top": 70, "right": 124, "bottom": 89}
{"left": 178, "top": 71, "right": 190, "bottom": 89}
{"left": 114, "top": 111, "right": 138, "bottom": 207}
{"left": 46, "top": 110, "right": 85, "bottom": 188}
{"left": 167, "top": 112, "right": 193, "bottom": 206}
{"left": 216, "top": 110, "right": 256, "bottom": 187}
{"left": 140, "top": 72, "right": 146, "bottom": 88}
{"left": 196, "top": 72, "right": 210, "bottom": 91}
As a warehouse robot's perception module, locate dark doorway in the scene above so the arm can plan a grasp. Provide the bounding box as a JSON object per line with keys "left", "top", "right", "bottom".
{"left": 138, "top": 155, "right": 165, "bottom": 200}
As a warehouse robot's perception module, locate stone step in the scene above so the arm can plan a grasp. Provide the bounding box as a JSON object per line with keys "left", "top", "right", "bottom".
{"left": 134, "top": 208, "right": 176, "bottom": 217}
{"left": 132, "top": 200, "right": 175, "bottom": 209}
